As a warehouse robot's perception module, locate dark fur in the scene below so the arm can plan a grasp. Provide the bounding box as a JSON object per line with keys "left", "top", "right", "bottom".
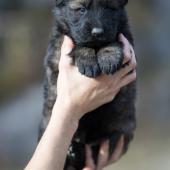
{"left": 39, "top": 0, "right": 136, "bottom": 169}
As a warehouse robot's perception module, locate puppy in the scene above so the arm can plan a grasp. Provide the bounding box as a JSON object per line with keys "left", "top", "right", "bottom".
{"left": 39, "top": 0, "right": 136, "bottom": 169}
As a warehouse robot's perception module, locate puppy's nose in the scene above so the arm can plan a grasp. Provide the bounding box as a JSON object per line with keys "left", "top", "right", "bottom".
{"left": 91, "top": 28, "right": 104, "bottom": 37}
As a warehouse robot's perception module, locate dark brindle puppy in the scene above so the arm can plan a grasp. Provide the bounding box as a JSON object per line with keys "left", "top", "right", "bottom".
{"left": 39, "top": 0, "right": 136, "bottom": 169}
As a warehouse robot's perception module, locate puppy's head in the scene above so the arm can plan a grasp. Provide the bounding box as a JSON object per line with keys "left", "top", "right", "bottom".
{"left": 55, "top": 0, "right": 128, "bottom": 48}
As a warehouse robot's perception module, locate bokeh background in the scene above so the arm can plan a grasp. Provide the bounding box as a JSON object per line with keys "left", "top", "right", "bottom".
{"left": 0, "top": 0, "right": 170, "bottom": 170}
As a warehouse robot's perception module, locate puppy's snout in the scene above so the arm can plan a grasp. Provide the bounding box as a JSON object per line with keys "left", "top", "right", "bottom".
{"left": 91, "top": 28, "right": 104, "bottom": 37}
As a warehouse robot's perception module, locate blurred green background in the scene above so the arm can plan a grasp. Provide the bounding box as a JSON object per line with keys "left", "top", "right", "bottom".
{"left": 0, "top": 0, "right": 170, "bottom": 170}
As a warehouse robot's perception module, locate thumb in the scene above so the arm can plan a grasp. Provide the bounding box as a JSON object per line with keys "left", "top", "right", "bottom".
{"left": 59, "top": 36, "right": 74, "bottom": 69}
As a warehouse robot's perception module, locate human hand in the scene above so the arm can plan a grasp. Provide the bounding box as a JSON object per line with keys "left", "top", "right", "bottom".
{"left": 119, "top": 33, "right": 136, "bottom": 66}
{"left": 83, "top": 136, "right": 124, "bottom": 170}
{"left": 54, "top": 35, "right": 136, "bottom": 121}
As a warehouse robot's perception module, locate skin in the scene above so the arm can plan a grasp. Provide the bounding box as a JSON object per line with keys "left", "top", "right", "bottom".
{"left": 25, "top": 34, "right": 136, "bottom": 170}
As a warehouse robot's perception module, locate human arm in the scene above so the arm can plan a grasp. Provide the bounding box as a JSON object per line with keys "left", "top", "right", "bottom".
{"left": 25, "top": 34, "right": 136, "bottom": 170}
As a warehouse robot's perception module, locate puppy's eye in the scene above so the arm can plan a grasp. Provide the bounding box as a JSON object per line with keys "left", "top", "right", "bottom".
{"left": 75, "top": 7, "right": 87, "bottom": 14}
{"left": 80, "top": 7, "right": 86, "bottom": 14}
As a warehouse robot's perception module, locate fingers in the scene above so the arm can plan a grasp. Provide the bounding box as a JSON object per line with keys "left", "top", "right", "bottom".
{"left": 119, "top": 34, "right": 135, "bottom": 65}
{"left": 108, "top": 136, "right": 124, "bottom": 165}
{"left": 83, "top": 137, "right": 124, "bottom": 170}
{"left": 59, "top": 36, "right": 74, "bottom": 69}
{"left": 61, "top": 36, "right": 74, "bottom": 56}
{"left": 83, "top": 145, "right": 95, "bottom": 170}
{"left": 115, "top": 59, "right": 136, "bottom": 78}
{"left": 119, "top": 70, "right": 137, "bottom": 88}
{"left": 118, "top": 34, "right": 137, "bottom": 87}
{"left": 96, "top": 141, "right": 109, "bottom": 170}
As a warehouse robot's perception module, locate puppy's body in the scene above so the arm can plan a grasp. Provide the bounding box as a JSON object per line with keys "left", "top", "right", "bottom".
{"left": 39, "top": 0, "right": 136, "bottom": 169}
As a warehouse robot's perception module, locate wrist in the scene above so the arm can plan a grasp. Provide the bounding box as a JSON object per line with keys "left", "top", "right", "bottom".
{"left": 51, "top": 99, "right": 79, "bottom": 132}
{"left": 54, "top": 97, "right": 83, "bottom": 118}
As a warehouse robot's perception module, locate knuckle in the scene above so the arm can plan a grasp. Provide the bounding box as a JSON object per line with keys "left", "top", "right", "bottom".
{"left": 131, "top": 71, "right": 137, "bottom": 80}
{"left": 110, "top": 94, "right": 116, "bottom": 102}
{"left": 124, "top": 53, "right": 131, "bottom": 61}
{"left": 133, "top": 61, "right": 137, "bottom": 68}
{"left": 130, "top": 60, "right": 137, "bottom": 69}
{"left": 132, "top": 62, "right": 136, "bottom": 69}
{"left": 124, "top": 50, "right": 132, "bottom": 62}
{"left": 106, "top": 96, "right": 113, "bottom": 103}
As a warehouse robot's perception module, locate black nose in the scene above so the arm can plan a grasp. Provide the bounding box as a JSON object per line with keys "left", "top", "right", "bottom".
{"left": 91, "top": 28, "right": 104, "bottom": 37}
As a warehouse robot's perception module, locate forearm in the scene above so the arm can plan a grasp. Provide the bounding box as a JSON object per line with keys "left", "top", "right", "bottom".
{"left": 25, "top": 101, "right": 78, "bottom": 170}
{"left": 25, "top": 35, "right": 136, "bottom": 170}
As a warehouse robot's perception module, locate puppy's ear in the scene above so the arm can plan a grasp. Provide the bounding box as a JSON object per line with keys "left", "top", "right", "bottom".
{"left": 116, "top": 0, "right": 128, "bottom": 7}
{"left": 56, "top": 0, "right": 65, "bottom": 6}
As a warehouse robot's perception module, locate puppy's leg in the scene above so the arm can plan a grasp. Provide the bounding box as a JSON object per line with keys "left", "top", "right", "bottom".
{"left": 97, "top": 44, "right": 123, "bottom": 75}
{"left": 64, "top": 142, "right": 85, "bottom": 170}
{"left": 38, "top": 66, "right": 58, "bottom": 141}
{"left": 71, "top": 47, "right": 101, "bottom": 77}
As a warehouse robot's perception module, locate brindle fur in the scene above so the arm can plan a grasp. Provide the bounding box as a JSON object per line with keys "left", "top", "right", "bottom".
{"left": 39, "top": 0, "right": 136, "bottom": 169}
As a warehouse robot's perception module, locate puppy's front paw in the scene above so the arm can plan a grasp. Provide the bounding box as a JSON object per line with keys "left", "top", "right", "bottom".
{"left": 78, "top": 60, "right": 100, "bottom": 78}
{"left": 97, "top": 45, "right": 123, "bottom": 74}
{"left": 73, "top": 48, "right": 101, "bottom": 77}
